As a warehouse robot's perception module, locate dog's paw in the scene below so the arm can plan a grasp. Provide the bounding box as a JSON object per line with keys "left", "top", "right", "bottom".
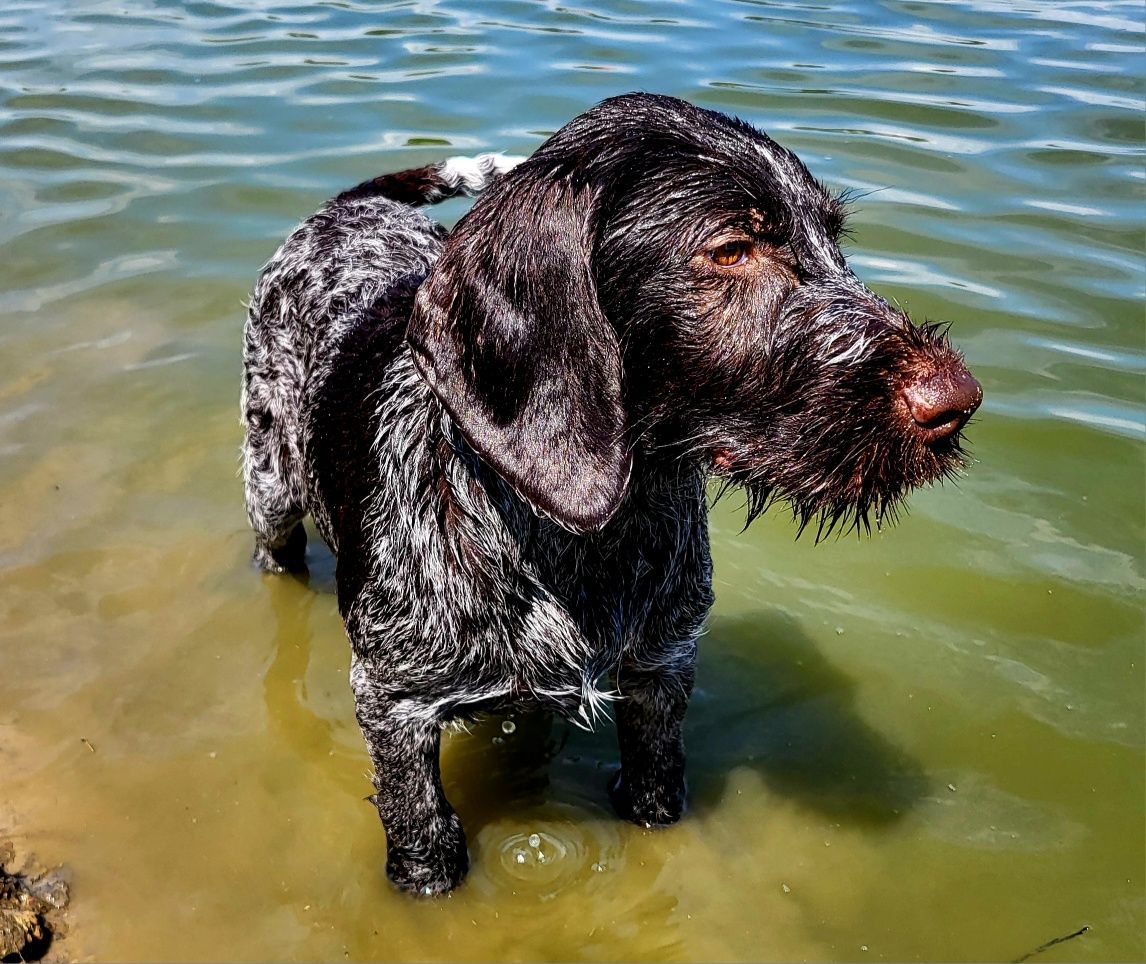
{"left": 386, "top": 854, "right": 467, "bottom": 897}
{"left": 607, "top": 769, "right": 686, "bottom": 828}
{"left": 252, "top": 526, "right": 307, "bottom": 574}
{"left": 385, "top": 825, "right": 469, "bottom": 897}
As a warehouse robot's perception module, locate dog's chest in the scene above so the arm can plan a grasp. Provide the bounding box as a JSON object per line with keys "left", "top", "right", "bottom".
{"left": 528, "top": 479, "right": 712, "bottom": 650}
{"left": 467, "top": 503, "right": 710, "bottom": 721}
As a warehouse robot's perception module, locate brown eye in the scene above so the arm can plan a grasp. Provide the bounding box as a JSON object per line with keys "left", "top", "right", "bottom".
{"left": 709, "top": 240, "right": 749, "bottom": 267}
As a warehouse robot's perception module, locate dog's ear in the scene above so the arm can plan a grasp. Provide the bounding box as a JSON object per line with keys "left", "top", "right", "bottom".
{"left": 407, "top": 166, "right": 630, "bottom": 533}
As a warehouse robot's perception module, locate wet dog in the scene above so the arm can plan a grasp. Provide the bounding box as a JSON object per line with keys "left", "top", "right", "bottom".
{"left": 241, "top": 93, "right": 981, "bottom": 894}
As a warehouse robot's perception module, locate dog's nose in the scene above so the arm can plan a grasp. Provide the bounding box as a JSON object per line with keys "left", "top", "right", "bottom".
{"left": 901, "top": 366, "right": 982, "bottom": 439}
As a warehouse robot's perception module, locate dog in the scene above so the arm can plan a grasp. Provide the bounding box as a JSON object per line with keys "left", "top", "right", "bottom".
{"left": 241, "top": 93, "right": 982, "bottom": 895}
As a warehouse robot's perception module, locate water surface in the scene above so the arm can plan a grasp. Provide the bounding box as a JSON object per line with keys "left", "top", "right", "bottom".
{"left": 0, "top": 1, "right": 1142, "bottom": 960}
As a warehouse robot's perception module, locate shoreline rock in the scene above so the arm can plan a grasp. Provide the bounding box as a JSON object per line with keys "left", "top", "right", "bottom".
{"left": 0, "top": 841, "right": 69, "bottom": 964}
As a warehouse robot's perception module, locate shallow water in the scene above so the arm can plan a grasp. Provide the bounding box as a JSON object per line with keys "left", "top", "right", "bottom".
{"left": 0, "top": 1, "right": 1142, "bottom": 960}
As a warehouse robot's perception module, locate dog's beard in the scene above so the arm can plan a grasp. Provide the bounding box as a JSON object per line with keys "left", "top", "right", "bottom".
{"left": 705, "top": 346, "right": 973, "bottom": 540}
{"left": 712, "top": 427, "right": 969, "bottom": 540}
{"left": 716, "top": 310, "right": 975, "bottom": 538}
{"left": 647, "top": 385, "right": 972, "bottom": 540}
{"left": 637, "top": 305, "right": 974, "bottom": 540}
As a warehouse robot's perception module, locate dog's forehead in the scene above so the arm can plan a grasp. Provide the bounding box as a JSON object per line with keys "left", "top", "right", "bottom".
{"left": 712, "top": 124, "right": 834, "bottom": 217}
{"left": 641, "top": 136, "right": 847, "bottom": 270}
{"left": 551, "top": 94, "right": 849, "bottom": 270}
{"left": 658, "top": 116, "right": 836, "bottom": 217}
{"left": 715, "top": 126, "right": 849, "bottom": 271}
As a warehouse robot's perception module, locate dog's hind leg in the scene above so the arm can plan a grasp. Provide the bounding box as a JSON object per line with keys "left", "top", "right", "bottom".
{"left": 241, "top": 361, "right": 308, "bottom": 573}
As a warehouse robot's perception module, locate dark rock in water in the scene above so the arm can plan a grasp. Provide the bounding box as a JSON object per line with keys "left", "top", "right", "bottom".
{"left": 0, "top": 842, "right": 68, "bottom": 963}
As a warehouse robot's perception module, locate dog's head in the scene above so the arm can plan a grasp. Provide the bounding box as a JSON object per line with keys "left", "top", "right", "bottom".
{"left": 408, "top": 93, "right": 981, "bottom": 535}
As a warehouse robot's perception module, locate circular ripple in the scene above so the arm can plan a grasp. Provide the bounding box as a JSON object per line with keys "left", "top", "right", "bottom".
{"left": 470, "top": 806, "right": 622, "bottom": 899}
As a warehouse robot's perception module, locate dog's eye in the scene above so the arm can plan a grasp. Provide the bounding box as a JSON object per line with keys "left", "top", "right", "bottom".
{"left": 708, "top": 240, "right": 750, "bottom": 267}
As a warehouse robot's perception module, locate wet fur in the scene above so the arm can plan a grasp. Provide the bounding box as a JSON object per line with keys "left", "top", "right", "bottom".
{"left": 241, "top": 94, "right": 972, "bottom": 894}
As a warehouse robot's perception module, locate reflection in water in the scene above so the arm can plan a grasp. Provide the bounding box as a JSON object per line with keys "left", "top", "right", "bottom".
{"left": 692, "top": 611, "right": 927, "bottom": 825}
{"left": 263, "top": 575, "right": 335, "bottom": 768}
{"left": 265, "top": 539, "right": 924, "bottom": 912}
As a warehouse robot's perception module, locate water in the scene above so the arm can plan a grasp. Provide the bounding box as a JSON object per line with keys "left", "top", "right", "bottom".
{"left": 0, "top": 1, "right": 1142, "bottom": 960}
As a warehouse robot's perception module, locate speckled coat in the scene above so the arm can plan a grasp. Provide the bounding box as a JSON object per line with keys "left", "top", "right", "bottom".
{"left": 241, "top": 94, "right": 978, "bottom": 895}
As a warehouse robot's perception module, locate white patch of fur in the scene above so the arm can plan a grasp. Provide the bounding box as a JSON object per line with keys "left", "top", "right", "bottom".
{"left": 438, "top": 152, "right": 526, "bottom": 196}
{"left": 822, "top": 328, "right": 874, "bottom": 366}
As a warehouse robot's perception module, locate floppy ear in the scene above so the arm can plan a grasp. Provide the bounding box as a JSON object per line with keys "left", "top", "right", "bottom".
{"left": 407, "top": 167, "right": 630, "bottom": 533}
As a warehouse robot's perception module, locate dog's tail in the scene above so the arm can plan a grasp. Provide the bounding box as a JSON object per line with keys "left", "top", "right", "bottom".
{"left": 334, "top": 152, "right": 526, "bottom": 206}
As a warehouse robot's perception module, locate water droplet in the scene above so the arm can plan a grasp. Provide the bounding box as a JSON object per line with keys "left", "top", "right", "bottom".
{"left": 861, "top": 945, "right": 868, "bottom": 952}
{"left": 502, "top": 720, "right": 516, "bottom": 734}
{"left": 528, "top": 833, "right": 541, "bottom": 848}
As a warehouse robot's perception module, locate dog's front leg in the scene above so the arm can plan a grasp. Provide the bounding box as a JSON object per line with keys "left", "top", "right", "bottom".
{"left": 350, "top": 661, "right": 467, "bottom": 895}
{"left": 609, "top": 654, "right": 696, "bottom": 827}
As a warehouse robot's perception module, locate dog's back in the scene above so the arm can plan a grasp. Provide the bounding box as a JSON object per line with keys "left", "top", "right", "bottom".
{"left": 240, "top": 155, "right": 518, "bottom": 574}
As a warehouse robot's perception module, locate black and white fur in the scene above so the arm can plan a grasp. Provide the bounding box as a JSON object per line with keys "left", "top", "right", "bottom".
{"left": 241, "top": 94, "right": 981, "bottom": 895}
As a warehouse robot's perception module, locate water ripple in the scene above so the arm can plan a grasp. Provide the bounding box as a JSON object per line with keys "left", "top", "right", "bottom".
{"left": 0, "top": 2, "right": 1142, "bottom": 957}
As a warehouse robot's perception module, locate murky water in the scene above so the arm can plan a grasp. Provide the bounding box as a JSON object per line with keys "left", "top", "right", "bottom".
{"left": 1, "top": 1, "right": 1142, "bottom": 960}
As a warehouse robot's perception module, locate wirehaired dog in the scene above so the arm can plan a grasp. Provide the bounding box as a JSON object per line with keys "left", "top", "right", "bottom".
{"left": 241, "top": 93, "right": 981, "bottom": 895}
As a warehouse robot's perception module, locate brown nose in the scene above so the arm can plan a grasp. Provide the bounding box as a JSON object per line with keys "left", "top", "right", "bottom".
{"left": 902, "top": 367, "right": 982, "bottom": 438}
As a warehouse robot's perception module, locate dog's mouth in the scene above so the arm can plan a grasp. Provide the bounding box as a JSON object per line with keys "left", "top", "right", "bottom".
{"left": 712, "top": 448, "right": 737, "bottom": 472}
{"left": 697, "top": 292, "right": 983, "bottom": 538}
{"left": 905, "top": 415, "right": 971, "bottom": 447}
{"left": 700, "top": 321, "right": 982, "bottom": 538}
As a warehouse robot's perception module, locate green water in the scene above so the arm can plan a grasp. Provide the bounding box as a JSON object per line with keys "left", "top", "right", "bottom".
{"left": 0, "top": 1, "right": 1142, "bottom": 960}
